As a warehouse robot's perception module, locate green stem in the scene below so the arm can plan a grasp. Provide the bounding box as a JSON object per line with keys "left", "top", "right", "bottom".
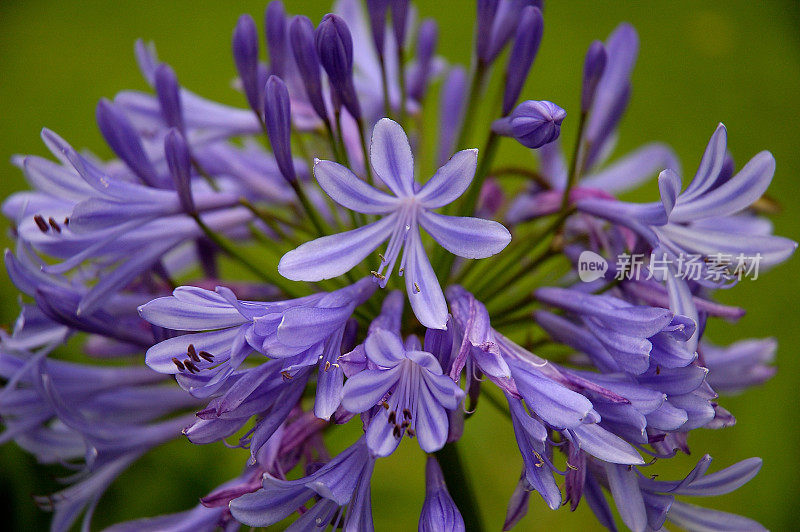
{"left": 559, "top": 110, "right": 588, "bottom": 213}
{"left": 455, "top": 61, "right": 488, "bottom": 150}
{"left": 434, "top": 442, "right": 485, "bottom": 532}
{"left": 290, "top": 180, "right": 329, "bottom": 237}
{"left": 191, "top": 214, "right": 302, "bottom": 297}
{"left": 357, "top": 117, "right": 375, "bottom": 186}
{"left": 379, "top": 56, "right": 393, "bottom": 119}
{"left": 397, "top": 46, "right": 407, "bottom": 125}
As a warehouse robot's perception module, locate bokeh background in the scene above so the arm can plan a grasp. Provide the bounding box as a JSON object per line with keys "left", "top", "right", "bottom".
{"left": 1, "top": 1, "right": 798, "bottom": 530}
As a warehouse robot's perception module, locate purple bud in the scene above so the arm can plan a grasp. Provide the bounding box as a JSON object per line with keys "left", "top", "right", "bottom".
{"left": 483, "top": 0, "right": 531, "bottom": 64}
{"left": 492, "top": 100, "right": 566, "bottom": 149}
{"left": 232, "top": 14, "right": 261, "bottom": 112}
{"left": 438, "top": 66, "right": 467, "bottom": 165}
{"left": 315, "top": 14, "right": 361, "bottom": 120}
{"left": 476, "top": 0, "right": 499, "bottom": 63}
{"left": 96, "top": 99, "right": 163, "bottom": 188}
{"left": 289, "top": 15, "right": 328, "bottom": 122}
{"left": 504, "top": 473, "right": 533, "bottom": 530}
{"left": 164, "top": 128, "right": 195, "bottom": 214}
{"left": 154, "top": 63, "right": 184, "bottom": 131}
{"left": 366, "top": 0, "right": 389, "bottom": 56}
{"left": 581, "top": 40, "right": 607, "bottom": 113}
{"left": 390, "top": 0, "right": 410, "bottom": 48}
{"left": 419, "top": 456, "right": 465, "bottom": 532}
{"left": 502, "top": 6, "right": 543, "bottom": 116}
{"left": 263, "top": 75, "right": 296, "bottom": 183}
{"left": 265, "top": 1, "right": 287, "bottom": 77}
{"left": 407, "top": 19, "right": 438, "bottom": 101}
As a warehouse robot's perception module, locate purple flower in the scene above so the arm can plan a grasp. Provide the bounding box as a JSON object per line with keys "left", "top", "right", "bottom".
{"left": 493, "top": 100, "right": 566, "bottom": 149}
{"left": 229, "top": 437, "right": 375, "bottom": 530}
{"left": 279, "top": 118, "right": 511, "bottom": 328}
{"left": 340, "top": 329, "right": 465, "bottom": 456}
{"left": 419, "top": 456, "right": 465, "bottom": 532}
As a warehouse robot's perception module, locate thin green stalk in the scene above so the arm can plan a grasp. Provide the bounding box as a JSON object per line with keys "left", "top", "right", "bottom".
{"left": 455, "top": 61, "right": 488, "bottom": 150}
{"left": 191, "top": 214, "right": 303, "bottom": 297}
{"left": 559, "top": 110, "right": 588, "bottom": 214}
{"left": 379, "top": 56, "right": 392, "bottom": 119}
{"left": 290, "top": 180, "right": 329, "bottom": 237}
{"left": 434, "top": 442, "right": 485, "bottom": 532}
{"left": 357, "top": 117, "right": 374, "bottom": 185}
{"left": 397, "top": 46, "right": 407, "bottom": 125}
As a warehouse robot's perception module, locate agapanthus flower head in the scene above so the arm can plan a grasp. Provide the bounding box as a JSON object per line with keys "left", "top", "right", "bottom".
{"left": 2, "top": 1, "right": 792, "bottom": 531}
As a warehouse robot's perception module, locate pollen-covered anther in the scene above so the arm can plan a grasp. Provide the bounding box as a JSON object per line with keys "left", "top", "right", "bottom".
{"left": 388, "top": 411, "right": 397, "bottom": 424}
{"left": 324, "top": 361, "right": 331, "bottom": 371}
{"left": 33, "top": 214, "right": 49, "bottom": 233}
{"left": 378, "top": 253, "right": 386, "bottom": 262}
{"left": 406, "top": 427, "right": 415, "bottom": 438}
{"left": 281, "top": 371, "right": 293, "bottom": 380}
{"left": 566, "top": 462, "right": 578, "bottom": 471}
{"left": 402, "top": 408, "right": 412, "bottom": 420}
{"left": 184, "top": 359, "right": 200, "bottom": 373}
{"left": 187, "top": 344, "right": 200, "bottom": 362}
{"left": 413, "top": 282, "right": 420, "bottom": 293}
{"left": 171, "top": 357, "right": 185, "bottom": 371}
{"left": 370, "top": 270, "right": 386, "bottom": 281}
{"left": 48, "top": 217, "right": 61, "bottom": 233}
{"left": 198, "top": 350, "right": 214, "bottom": 362}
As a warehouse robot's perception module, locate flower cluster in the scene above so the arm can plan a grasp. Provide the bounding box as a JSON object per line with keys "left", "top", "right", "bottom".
{"left": 1, "top": 1, "right": 794, "bottom": 531}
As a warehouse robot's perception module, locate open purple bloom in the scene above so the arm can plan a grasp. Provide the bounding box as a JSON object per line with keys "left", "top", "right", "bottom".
{"left": 229, "top": 437, "right": 375, "bottom": 530}
{"left": 279, "top": 118, "right": 511, "bottom": 328}
{"left": 341, "top": 329, "right": 465, "bottom": 456}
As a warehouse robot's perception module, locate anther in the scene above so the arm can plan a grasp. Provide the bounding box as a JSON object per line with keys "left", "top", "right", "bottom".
{"left": 370, "top": 270, "right": 386, "bottom": 281}
{"left": 184, "top": 359, "right": 200, "bottom": 373}
{"left": 400, "top": 420, "right": 410, "bottom": 429}
{"left": 392, "top": 425, "right": 402, "bottom": 438}
{"left": 388, "top": 411, "right": 397, "bottom": 424}
{"left": 406, "top": 427, "right": 415, "bottom": 438}
{"left": 626, "top": 465, "right": 633, "bottom": 471}
{"left": 398, "top": 267, "right": 404, "bottom": 275}
{"left": 403, "top": 408, "right": 412, "bottom": 420}
{"left": 381, "top": 401, "right": 390, "bottom": 410}
{"left": 566, "top": 462, "right": 578, "bottom": 471}
{"left": 413, "top": 282, "right": 420, "bottom": 293}
{"left": 198, "top": 350, "right": 214, "bottom": 362}
{"left": 171, "top": 357, "right": 185, "bottom": 371}
{"left": 655, "top": 365, "right": 661, "bottom": 375}
{"left": 324, "top": 361, "right": 331, "bottom": 371}
{"left": 34, "top": 215, "right": 49, "bottom": 232}
{"left": 187, "top": 344, "right": 200, "bottom": 362}
{"left": 281, "top": 371, "right": 293, "bottom": 380}
{"left": 48, "top": 217, "right": 61, "bottom": 233}
{"left": 378, "top": 253, "right": 386, "bottom": 262}
{"left": 63, "top": 217, "right": 70, "bottom": 226}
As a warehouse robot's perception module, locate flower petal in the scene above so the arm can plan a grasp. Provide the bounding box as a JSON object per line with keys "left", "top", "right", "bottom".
{"left": 419, "top": 210, "right": 511, "bottom": 259}
{"left": 417, "top": 149, "right": 478, "bottom": 208}
{"left": 369, "top": 118, "right": 414, "bottom": 197}
{"left": 314, "top": 158, "right": 398, "bottom": 214}
{"left": 341, "top": 366, "right": 402, "bottom": 413}
{"left": 279, "top": 214, "right": 396, "bottom": 281}
{"left": 404, "top": 225, "right": 448, "bottom": 329}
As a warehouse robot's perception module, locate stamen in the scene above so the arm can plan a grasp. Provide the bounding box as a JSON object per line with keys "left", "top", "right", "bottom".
{"left": 172, "top": 357, "right": 185, "bottom": 371}
{"left": 370, "top": 270, "right": 386, "bottom": 281}
{"left": 655, "top": 365, "right": 661, "bottom": 375}
{"left": 406, "top": 427, "right": 415, "bottom": 438}
{"left": 413, "top": 282, "right": 420, "bottom": 293}
{"left": 198, "top": 350, "right": 214, "bottom": 362}
{"left": 63, "top": 217, "right": 70, "bottom": 226}
{"left": 184, "top": 359, "right": 200, "bottom": 373}
{"left": 34, "top": 215, "right": 49, "bottom": 232}
{"left": 566, "top": 462, "right": 578, "bottom": 471}
{"left": 324, "top": 361, "right": 331, "bottom": 371}
{"left": 402, "top": 408, "right": 412, "bottom": 420}
{"left": 281, "top": 371, "right": 293, "bottom": 380}
{"left": 187, "top": 344, "right": 200, "bottom": 362}
{"left": 392, "top": 425, "right": 402, "bottom": 438}
{"left": 378, "top": 253, "right": 386, "bottom": 262}
{"left": 388, "top": 411, "right": 397, "bottom": 424}
{"left": 381, "top": 401, "right": 390, "bottom": 409}
{"left": 48, "top": 217, "right": 61, "bottom": 233}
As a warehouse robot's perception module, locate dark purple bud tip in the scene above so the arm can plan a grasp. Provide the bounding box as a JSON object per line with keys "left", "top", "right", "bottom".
{"left": 164, "top": 128, "right": 195, "bottom": 214}
{"left": 154, "top": 63, "right": 184, "bottom": 131}
{"left": 315, "top": 13, "right": 361, "bottom": 119}
{"left": 96, "top": 98, "right": 161, "bottom": 187}
{"left": 493, "top": 100, "right": 566, "bottom": 149}
{"left": 581, "top": 40, "right": 607, "bottom": 113}
{"left": 366, "top": 0, "right": 389, "bottom": 57}
{"left": 502, "top": 5, "right": 544, "bottom": 116}
{"left": 232, "top": 14, "right": 261, "bottom": 112}
{"left": 263, "top": 75, "right": 297, "bottom": 183}
{"left": 265, "top": 1, "right": 287, "bottom": 77}
{"left": 289, "top": 15, "right": 327, "bottom": 121}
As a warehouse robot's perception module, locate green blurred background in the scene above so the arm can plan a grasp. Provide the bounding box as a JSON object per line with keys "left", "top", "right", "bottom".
{"left": 1, "top": 1, "right": 798, "bottom": 530}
